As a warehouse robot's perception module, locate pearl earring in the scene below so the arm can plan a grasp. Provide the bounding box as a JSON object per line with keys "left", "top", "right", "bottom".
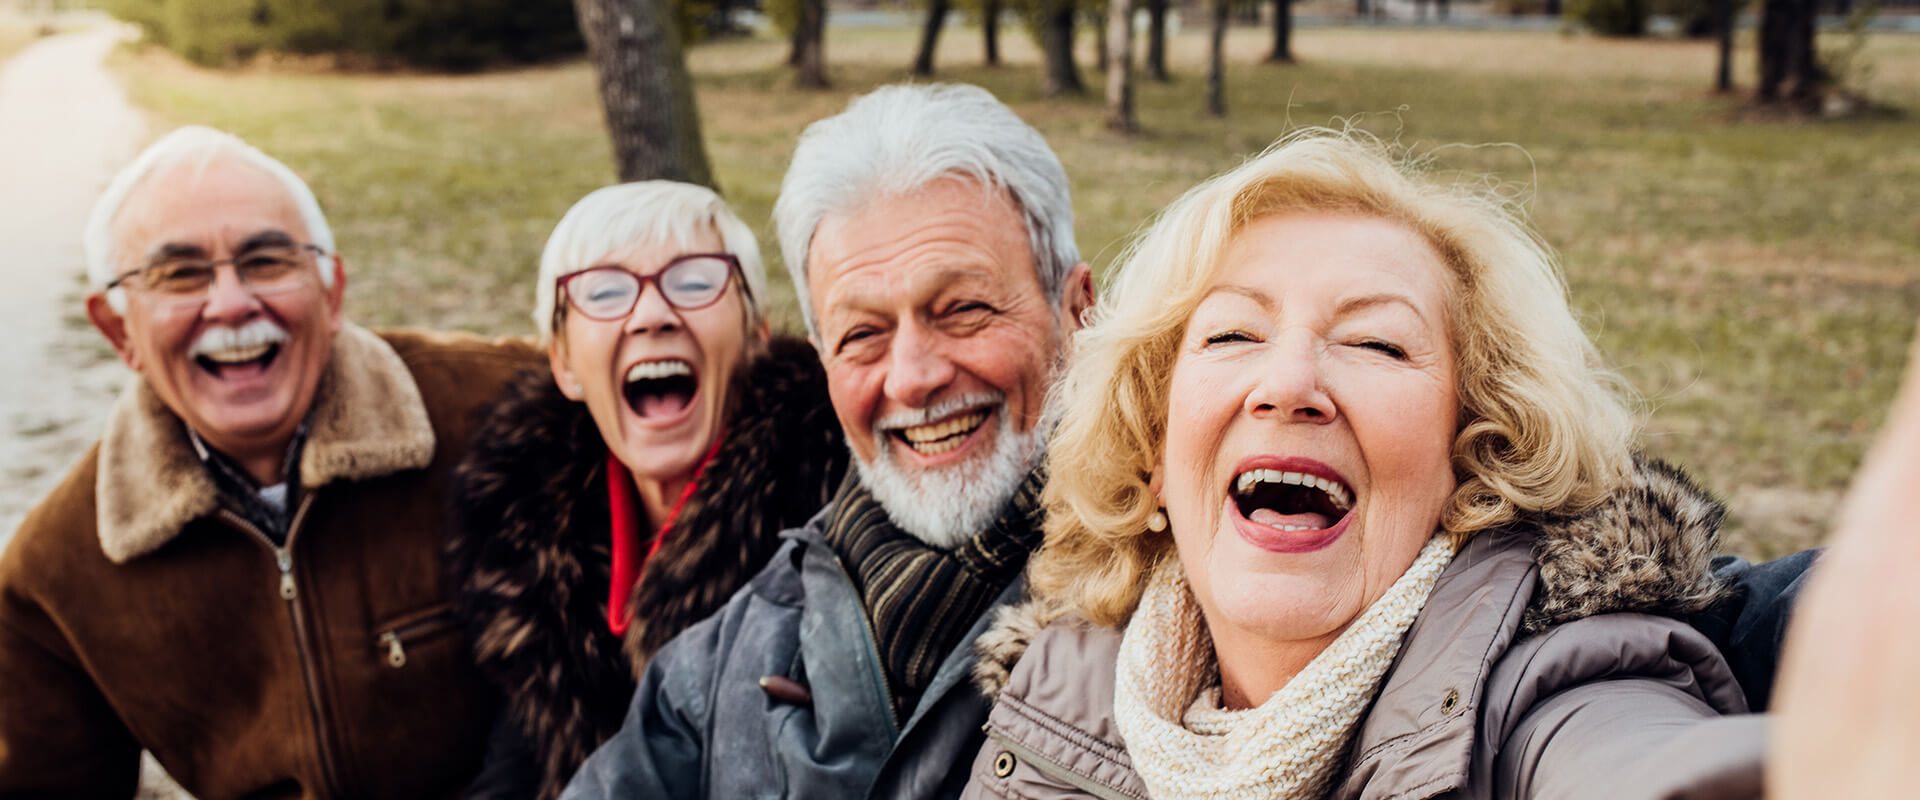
{"left": 1147, "top": 509, "right": 1168, "bottom": 532}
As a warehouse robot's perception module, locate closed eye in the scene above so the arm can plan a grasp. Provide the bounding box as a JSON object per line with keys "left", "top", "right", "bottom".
{"left": 1357, "top": 340, "right": 1408, "bottom": 359}
{"left": 1204, "top": 330, "right": 1256, "bottom": 346}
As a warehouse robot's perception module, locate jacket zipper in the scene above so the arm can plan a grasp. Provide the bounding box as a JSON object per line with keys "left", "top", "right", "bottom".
{"left": 982, "top": 724, "right": 1143, "bottom": 800}
{"left": 374, "top": 610, "right": 458, "bottom": 669}
{"left": 224, "top": 499, "right": 346, "bottom": 798}
{"left": 828, "top": 553, "right": 902, "bottom": 738}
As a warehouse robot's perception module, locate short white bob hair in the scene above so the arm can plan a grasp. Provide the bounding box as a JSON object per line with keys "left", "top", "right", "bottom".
{"left": 773, "top": 83, "right": 1079, "bottom": 337}
{"left": 84, "top": 125, "right": 337, "bottom": 313}
{"left": 535, "top": 180, "right": 767, "bottom": 341}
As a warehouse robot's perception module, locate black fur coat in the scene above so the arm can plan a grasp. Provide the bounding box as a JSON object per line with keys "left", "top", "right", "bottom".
{"left": 446, "top": 336, "right": 847, "bottom": 800}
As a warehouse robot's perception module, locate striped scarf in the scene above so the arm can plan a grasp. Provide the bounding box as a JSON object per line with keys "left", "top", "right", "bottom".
{"left": 823, "top": 468, "right": 1046, "bottom": 722}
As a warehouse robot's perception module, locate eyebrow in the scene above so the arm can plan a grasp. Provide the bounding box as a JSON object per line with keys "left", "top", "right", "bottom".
{"left": 143, "top": 230, "right": 296, "bottom": 266}
{"left": 1335, "top": 292, "right": 1430, "bottom": 324}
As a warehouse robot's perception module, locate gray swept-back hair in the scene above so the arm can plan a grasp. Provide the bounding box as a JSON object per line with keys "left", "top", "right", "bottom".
{"left": 84, "top": 125, "right": 336, "bottom": 312}
{"left": 535, "top": 180, "right": 768, "bottom": 342}
{"left": 773, "top": 83, "right": 1080, "bottom": 336}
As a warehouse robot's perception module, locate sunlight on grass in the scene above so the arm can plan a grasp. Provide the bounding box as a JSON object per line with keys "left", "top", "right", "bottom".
{"left": 111, "top": 25, "right": 1920, "bottom": 557}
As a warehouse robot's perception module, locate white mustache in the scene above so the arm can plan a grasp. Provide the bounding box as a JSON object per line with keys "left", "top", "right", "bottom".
{"left": 188, "top": 319, "right": 289, "bottom": 357}
{"left": 873, "top": 392, "right": 1005, "bottom": 432}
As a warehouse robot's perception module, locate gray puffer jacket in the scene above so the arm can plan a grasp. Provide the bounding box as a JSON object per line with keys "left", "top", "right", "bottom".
{"left": 962, "top": 460, "right": 1768, "bottom": 800}
{"left": 559, "top": 505, "right": 1025, "bottom": 800}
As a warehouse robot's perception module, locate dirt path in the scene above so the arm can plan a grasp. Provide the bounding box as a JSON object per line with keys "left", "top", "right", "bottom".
{"left": 0, "top": 20, "right": 196, "bottom": 799}
{"left": 0, "top": 22, "right": 141, "bottom": 542}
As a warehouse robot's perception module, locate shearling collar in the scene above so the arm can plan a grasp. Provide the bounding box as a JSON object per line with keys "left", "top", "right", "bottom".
{"left": 95, "top": 323, "right": 435, "bottom": 563}
{"left": 971, "top": 455, "right": 1729, "bottom": 700}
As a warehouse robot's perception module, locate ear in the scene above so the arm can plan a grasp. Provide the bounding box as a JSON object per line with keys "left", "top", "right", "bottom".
{"left": 1148, "top": 464, "right": 1166, "bottom": 508}
{"left": 755, "top": 315, "right": 772, "bottom": 346}
{"left": 86, "top": 292, "right": 140, "bottom": 371}
{"left": 1058, "top": 262, "right": 1095, "bottom": 334}
{"left": 323, "top": 254, "right": 348, "bottom": 335}
{"left": 548, "top": 336, "right": 584, "bottom": 401}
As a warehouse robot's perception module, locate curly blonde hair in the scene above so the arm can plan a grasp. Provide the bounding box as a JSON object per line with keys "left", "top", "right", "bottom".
{"left": 1031, "top": 130, "right": 1637, "bottom": 626}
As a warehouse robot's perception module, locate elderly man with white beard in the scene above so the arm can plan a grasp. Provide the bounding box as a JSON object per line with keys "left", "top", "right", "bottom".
{"left": 0, "top": 126, "right": 539, "bottom": 797}
{"left": 560, "top": 83, "right": 1095, "bottom": 800}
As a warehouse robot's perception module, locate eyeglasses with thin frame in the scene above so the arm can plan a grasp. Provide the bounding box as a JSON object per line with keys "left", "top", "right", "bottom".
{"left": 556, "top": 253, "right": 747, "bottom": 322}
{"left": 106, "top": 243, "right": 328, "bottom": 308}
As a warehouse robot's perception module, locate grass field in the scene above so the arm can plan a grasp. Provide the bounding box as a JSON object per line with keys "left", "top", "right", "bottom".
{"left": 109, "top": 23, "right": 1920, "bottom": 557}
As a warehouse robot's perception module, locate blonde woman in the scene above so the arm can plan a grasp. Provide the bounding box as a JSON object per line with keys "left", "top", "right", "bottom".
{"left": 962, "top": 133, "right": 1765, "bottom": 799}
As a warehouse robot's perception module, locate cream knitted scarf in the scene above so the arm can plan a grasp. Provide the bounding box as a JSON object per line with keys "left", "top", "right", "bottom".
{"left": 1114, "top": 537, "right": 1457, "bottom": 800}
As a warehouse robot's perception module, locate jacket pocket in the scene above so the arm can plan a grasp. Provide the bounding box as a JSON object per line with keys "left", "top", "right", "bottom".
{"left": 372, "top": 604, "right": 459, "bottom": 669}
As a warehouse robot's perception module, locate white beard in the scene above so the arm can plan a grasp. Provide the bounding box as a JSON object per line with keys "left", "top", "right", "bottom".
{"left": 852, "top": 402, "right": 1044, "bottom": 550}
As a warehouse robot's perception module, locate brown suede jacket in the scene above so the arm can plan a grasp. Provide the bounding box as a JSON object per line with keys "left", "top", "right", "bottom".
{"left": 0, "top": 325, "right": 540, "bottom": 799}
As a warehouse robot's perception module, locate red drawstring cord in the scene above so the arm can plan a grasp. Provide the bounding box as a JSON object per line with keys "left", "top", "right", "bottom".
{"left": 606, "top": 434, "right": 726, "bottom": 636}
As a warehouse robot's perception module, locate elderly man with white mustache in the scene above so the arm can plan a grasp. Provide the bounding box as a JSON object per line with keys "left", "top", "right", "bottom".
{"left": 560, "top": 83, "right": 1095, "bottom": 800}
{"left": 0, "top": 126, "right": 539, "bottom": 798}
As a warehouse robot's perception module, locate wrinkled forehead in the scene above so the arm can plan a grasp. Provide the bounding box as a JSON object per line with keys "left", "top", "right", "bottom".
{"left": 111, "top": 155, "right": 308, "bottom": 263}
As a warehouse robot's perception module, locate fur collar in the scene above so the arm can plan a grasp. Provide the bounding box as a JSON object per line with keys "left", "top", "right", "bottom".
{"left": 445, "top": 335, "right": 846, "bottom": 800}
{"left": 95, "top": 323, "right": 435, "bottom": 564}
{"left": 971, "top": 455, "right": 1729, "bottom": 699}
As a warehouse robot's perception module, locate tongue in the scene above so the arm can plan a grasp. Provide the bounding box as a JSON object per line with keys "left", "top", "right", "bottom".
{"left": 1248, "top": 508, "right": 1334, "bottom": 530}
{"left": 210, "top": 358, "right": 271, "bottom": 380}
{"left": 635, "top": 390, "right": 691, "bottom": 418}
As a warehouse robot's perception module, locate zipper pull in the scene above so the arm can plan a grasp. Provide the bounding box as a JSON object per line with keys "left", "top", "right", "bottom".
{"left": 378, "top": 631, "right": 406, "bottom": 668}
{"left": 275, "top": 548, "right": 296, "bottom": 600}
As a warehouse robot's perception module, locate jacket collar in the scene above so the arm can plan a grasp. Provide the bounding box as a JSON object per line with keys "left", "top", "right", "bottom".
{"left": 1336, "top": 456, "right": 1730, "bottom": 799}
{"left": 95, "top": 323, "right": 435, "bottom": 563}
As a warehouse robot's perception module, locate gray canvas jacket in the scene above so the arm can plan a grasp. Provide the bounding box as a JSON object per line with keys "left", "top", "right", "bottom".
{"left": 559, "top": 506, "right": 1025, "bottom": 800}
{"left": 962, "top": 460, "right": 1769, "bottom": 800}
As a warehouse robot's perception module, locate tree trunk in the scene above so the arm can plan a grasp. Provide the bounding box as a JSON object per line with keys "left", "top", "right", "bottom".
{"left": 793, "top": 0, "right": 828, "bottom": 87}
{"left": 913, "top": 0, "right": 950, "bottom": 76}
{"left": 1757, "top": 0, "right": 1819, "bottom": 108}
{"left": 1713, "top": 0, "right": 1734, "bottom": 91}
{"left": 1145, "top": 0, "right": 1169, "bottom": 80}
{"left": 1267, "top": 0, "right": 1293, "bottom": 62}
{"left": 1105, "top": 0, "right": 1137, "bottom": 132}
{"left": 1041, "top": 0, "right": 1084, "bottom": 95}
{"left": 1206, "top": 0, "right": 1227, "bottom": 116}
{"left": 984, "top": 0, "right": 1001, "bottom": 65}
{"left": 572, "top": 0, "right": 715, "bottom": 186}
{"left": 1096, "top": 3, "right": 1110, "bottom": 72}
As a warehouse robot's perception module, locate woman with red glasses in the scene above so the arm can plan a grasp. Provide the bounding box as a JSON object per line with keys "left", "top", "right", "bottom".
{"left": 446, "top": 181, "right": 846, "bottom": 800}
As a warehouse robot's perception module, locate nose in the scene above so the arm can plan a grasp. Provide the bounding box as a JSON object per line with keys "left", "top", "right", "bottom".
{"left": 882, "top": 320, "right": 957, "bottom": 410}
{"left": 1246, "top": 332, "right": 1337, "bottom": 424}
{"left": 624, "top": 281, "right": 682, "bottom": 336}
{"left": 200, "top": 263, "right": 264, "bottom": 322}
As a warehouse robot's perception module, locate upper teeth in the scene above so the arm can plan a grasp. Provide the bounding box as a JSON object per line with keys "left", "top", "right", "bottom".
{"left": 626, "top": 360, "right": 692, "bottom": 383}
{"left": 898, "top": 408, "right": 990, "bottom": 452}
{"left": 1234, "top": 469, "right": 1353, "bottom": 512}
{"left": 202, "top": 343, "right": 272, "bottom": 364}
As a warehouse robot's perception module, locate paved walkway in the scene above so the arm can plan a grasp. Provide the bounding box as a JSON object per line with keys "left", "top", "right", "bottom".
{"left": 0, "top": 23, "right": 140, "bottom": 542}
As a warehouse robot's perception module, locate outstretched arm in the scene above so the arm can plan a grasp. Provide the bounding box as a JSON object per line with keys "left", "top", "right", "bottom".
{"left": 0, "top": 587, "right": 141, "bottom": 795}
{"left": 1770, "top": 327, "right": 1920, "bottom": 798}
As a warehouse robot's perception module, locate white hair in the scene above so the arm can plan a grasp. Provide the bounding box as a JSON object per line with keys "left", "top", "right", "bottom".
{"left": 535, "top": 181, "right": 768, "bottom": 341}
{"left": 773, "top": 83, "right": 1080, "bottom": 336}
{"left": 85, "top": 126, "right": 336, "bottom": 313}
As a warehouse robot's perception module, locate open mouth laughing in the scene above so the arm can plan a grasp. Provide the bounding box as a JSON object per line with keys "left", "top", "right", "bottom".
{"left": 623, "top": 358, "right": 698, "bottom": 420}
{"left": 190, "top": 321, "right": 287, "bottom": 380}
{"left": 1229, "top": 460, "right": 1355, "bottom": 552}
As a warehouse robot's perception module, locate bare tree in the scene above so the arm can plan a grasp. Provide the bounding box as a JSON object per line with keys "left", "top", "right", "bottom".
{"left": 984, "top": 0, "right": 1002, "bottom": 65}
{"left": 1757, "top": 0, "right": 1819, "bottom": 108}
{"left": 1040, "top": 0, "right": 1085, "bottom": 94}
{"left": 1267, "top": 0, "right": 1294, "bottom": 62}
{"left": 1105, "top": 0, "right": 1138, "bottom": 132}
{"left": 573, "top": 0, "right": 714, "bottom": 185}
{"left": 1144, "top": 0, "right": 1170, "bottom": 80}
{"left": 913, "top": 0, "right": 951, "bottom": 75}
{"left": 792, "top": 0, "right": 828, "bottom": 87}
{"left": 1206, "top": 0, "right": 1228, "bottom": 116}
{"left": 1712, "top": 0, "right": 1735, "bottom": 91}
